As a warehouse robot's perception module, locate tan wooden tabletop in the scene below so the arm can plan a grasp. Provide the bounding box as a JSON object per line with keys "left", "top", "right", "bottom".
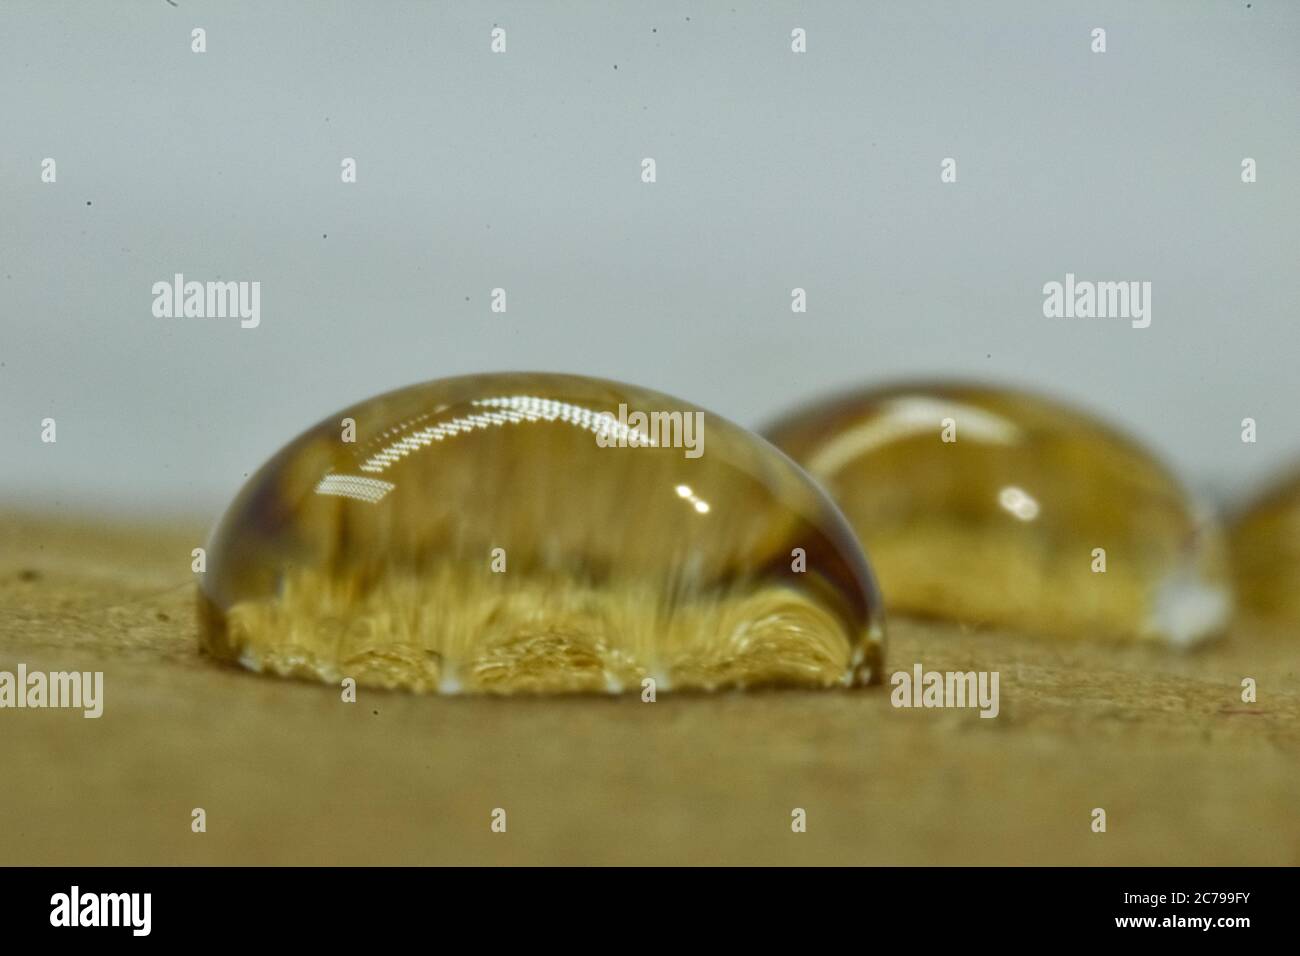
{"left": 1, "top": 510, "right": 1296, "bottom": 866}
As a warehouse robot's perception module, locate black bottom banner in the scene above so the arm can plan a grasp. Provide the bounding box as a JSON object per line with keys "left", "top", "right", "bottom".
{"left": 0, "top": 866, "right": 1280, "bottom": 942}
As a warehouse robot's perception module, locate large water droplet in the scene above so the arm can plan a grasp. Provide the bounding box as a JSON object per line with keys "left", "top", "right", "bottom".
{"left": 200, "top": 373, "right": 885, "bottom": 692}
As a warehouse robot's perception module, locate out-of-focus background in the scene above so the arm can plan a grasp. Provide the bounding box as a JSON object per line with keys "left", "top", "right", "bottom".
{"left": 2, "top": 1, "right": 1297, "bottom": 517}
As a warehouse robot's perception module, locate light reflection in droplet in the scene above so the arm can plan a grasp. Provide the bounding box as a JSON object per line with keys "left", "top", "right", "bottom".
{"left": 997, "top": 486, "right": 1040, "bottom": 522}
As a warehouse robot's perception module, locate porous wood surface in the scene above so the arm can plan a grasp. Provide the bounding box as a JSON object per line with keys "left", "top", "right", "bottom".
{"left": 0, "top": 511, "right": 1295, "bottom": 865}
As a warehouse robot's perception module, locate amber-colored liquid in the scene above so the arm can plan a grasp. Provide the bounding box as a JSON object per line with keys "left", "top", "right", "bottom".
{"left": 200, "top": 373, "right": 884, "bottom": 693}
{"left": 1230, "top": 469, "right": 1300, "bottom": 629}
{"left": 766, "top": 384, "right": 1230, "bottom": 645}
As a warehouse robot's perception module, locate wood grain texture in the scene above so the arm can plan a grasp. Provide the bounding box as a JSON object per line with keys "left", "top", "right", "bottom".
{"left": 1, "top": 511, "right": 1296, "bottom": 865}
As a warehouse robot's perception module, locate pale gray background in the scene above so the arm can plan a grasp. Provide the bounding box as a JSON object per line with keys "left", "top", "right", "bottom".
{"left": 1, "top": 1, "right": 1297, "bottom": 518}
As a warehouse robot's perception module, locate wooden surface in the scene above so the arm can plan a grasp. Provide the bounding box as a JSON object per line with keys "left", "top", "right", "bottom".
{"left": 0, "top": 510, "right": 1296, "bottom": 866}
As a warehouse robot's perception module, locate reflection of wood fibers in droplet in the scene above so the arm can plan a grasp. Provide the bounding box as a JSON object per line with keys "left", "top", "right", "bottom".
{"left": 199, "top": 373, "right": 885, "bottom": 693}
{"left": 766, "top": 383, "right": 1231, "bottom": 646}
